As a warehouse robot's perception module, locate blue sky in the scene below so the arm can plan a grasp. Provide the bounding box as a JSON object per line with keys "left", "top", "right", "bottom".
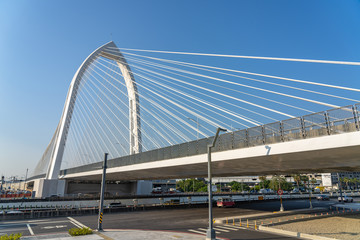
{"left": 1, "top": 0, "right": 360, "bottom": 178}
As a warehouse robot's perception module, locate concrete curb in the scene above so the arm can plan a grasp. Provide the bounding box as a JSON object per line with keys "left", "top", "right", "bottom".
{"left": 259, "top": 225, "right": 338, "bottom": 240}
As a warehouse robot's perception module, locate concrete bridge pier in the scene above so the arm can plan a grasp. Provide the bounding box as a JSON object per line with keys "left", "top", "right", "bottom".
{"left": 33, "top": 179, "right": 66, "bottom": 198}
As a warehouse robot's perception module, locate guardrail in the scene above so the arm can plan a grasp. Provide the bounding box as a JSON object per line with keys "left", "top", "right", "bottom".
{"left": 53, "top": 103, "right": 360, "bottom": 176}
{"left": 1, "top": 191, "right": 358, "bottom": 221}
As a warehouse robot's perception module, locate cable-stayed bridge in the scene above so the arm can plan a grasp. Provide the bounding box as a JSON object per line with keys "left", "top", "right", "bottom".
{"left": 28, "top": 42, "right": 360, "bottom": 197}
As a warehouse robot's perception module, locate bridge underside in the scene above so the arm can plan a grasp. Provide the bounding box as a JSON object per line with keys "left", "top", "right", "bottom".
{"left": 60, "top": 131, "right": 360, "bottom": 181}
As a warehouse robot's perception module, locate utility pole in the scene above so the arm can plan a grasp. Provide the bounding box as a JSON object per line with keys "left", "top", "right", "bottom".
{"left": 98, "top": 153, "right": 108, "bottom": 231}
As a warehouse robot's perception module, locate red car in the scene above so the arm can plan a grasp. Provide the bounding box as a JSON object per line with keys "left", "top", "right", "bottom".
{"left": 217, "top": 197, "right": 235, "bottom": 208}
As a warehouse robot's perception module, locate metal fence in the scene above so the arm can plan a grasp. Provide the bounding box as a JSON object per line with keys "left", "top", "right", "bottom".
{"left": 60, "top": 104, "right": 360, "bottom": 176}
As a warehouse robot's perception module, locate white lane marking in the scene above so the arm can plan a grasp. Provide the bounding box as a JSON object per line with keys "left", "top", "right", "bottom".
{"left": 27, "top": 224, "right": 34, "bottom": 236}
{"left": 213, "top": 227, "right": 230, "bottom": 232}
{"left": 198, "top": 228, "right": 220, "bottom": 234}
{"left": 67, "top": 217, "right": 88, "bottom": 228}
{"left": 28, "top": 220, "right": 69, "bottom": 225}
{"left": 70, "top": 221, "right": 82, "bottom": 228}
{"left": 216, "top": 225, "right": 239, "bottom": 230}
{"left": 42, "top": 225, "right": 67, "bottom": 229}
{"left": 188, "top": 229, "right": 206, "bottom": 235}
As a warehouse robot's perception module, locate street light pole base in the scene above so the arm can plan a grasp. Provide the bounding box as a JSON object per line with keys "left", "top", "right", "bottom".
{"left": 206, "top": 229, "right": 216, "bottom": 240}
{"left": 280, "top": 205, "right": 284, "bottom": 212}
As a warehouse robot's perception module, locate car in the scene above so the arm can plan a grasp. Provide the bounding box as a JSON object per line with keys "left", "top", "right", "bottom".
{"left": 164, "top": 199, "right": 180, "bottom": 205}
{"left": 338, "top": 195, "right": 353, "bottom": 202}
{"left": 291, "top": 189, "right": 300, "bottom": 193}
{"left": 216, "top": 197, "right": 235, "bottom": 208}
{"left": 316, "top": 194, "right": 330, "bottom": 201}
{"left": 108, "top": 202, "right": 123, "bottom": 208}
{"left": 7, "top": 210, "right": 23, "bottom": 214}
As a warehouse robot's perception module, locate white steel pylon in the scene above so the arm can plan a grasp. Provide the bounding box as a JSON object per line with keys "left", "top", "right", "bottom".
{"left": 46, "top": 41, "right": 141, "bottom": 180}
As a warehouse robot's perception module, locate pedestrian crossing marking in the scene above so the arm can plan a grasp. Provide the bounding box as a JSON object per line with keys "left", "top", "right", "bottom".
{"left": 213, "top": 227, "right": 230, "bottom": 232}
{"left": 215, "top": 225, "right": 240, "bottom": 231}
{"left": 198, "top": 228, "right": 221, "bottom": 234}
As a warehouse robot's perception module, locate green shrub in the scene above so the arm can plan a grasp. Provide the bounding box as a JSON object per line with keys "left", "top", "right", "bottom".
{"left": 0, "top": 233, "right": 22, "bottom": 240}
{"left": 68, "top": 227, "right": 93, "bottom": 236}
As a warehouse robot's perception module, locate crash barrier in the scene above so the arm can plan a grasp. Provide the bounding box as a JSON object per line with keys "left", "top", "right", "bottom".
{"left": 1, "top": 190, "right": 359, "bottom": 203}
{"left": 0, "top": 202, "right": 211, "bottom": 221}
{"left": 221, "top": 208, "right": 360, "bottom": 230}
{"left": 1, "top": 191, "right": 358, "bottom": 213}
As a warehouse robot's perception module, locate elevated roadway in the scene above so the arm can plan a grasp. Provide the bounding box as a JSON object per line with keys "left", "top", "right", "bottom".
{"left": 59, "top": 130, "right": 360, "bottom": 181}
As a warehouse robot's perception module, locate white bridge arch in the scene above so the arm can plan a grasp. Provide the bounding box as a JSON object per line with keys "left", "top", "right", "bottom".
{"left": 46, "top": 41, "right": 141, "bottom": 180}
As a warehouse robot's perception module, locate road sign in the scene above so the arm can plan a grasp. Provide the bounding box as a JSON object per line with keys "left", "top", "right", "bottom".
{"left": 277, "top": 189, "right": 283, "bottom": 195}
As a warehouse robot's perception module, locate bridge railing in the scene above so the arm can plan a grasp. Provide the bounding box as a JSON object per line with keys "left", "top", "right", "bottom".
{"left": 58, "top": 104, "right": 360, "bottom": 176}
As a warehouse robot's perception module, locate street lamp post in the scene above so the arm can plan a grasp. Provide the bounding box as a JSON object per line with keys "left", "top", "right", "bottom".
{"left": 206, "top": 127, "right": 227, "bottom": 240}
{"left": 337, "top": 173, "right": 344, "bottom": 203}
{"left": 98, "top": 153, "right": 108, "bottom": 231}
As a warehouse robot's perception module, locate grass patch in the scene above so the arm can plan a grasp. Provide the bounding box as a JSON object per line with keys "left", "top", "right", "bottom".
{"left": 68, "top": 227, "right": 93, "bottom": 236}
{"left": 0, "top": 233, "right": 22, "bottom": 240}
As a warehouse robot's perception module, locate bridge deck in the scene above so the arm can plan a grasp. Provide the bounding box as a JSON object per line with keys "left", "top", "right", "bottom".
{"left": 30, "top": 104, "right": 360, "bottom": 181}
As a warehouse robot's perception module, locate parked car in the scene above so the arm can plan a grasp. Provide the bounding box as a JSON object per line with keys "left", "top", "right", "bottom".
{"left": 7, "top": 210, "right": 23, "bottom": 214}
{"left": 217, "top": 197, "right": 235, "bottom": 208}
{"left": 108, "top": 202, "right": 123, "bottom": 208}
{"left": 164, "top": 199, "right": 180, "bottom": 205}
{"left": 291, "top": 189, "right": 300, "bottom": 193}
{"left": 338, "top": 195, "right": 353, "bottom": 202}
{"left": 316, "top": 194, "right": 330, "bottom": 201}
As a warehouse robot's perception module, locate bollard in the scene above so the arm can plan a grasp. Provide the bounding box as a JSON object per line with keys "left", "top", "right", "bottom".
{"left": 233, "top": 218, "right": 235, "bottom": 226}
{"left": 247, "top": 219, "right": 249, "bottom": 228}
{"left": 226, "top": 217, "right": 228, "bottom": 224}
{"left": 254, "top": 220, "right": 257, "bottom": 230}
{"left": 239, "top": 219, "right": 242, "bottom": 227}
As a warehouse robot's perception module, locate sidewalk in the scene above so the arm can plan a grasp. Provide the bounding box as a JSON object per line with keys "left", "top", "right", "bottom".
{"left": 21, "top": 229, "right": 228, "bottom": 240}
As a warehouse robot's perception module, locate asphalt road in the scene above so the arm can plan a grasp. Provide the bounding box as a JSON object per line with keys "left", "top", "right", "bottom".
{"left": 0, "top": 199, "right": 337, "bottom": 239}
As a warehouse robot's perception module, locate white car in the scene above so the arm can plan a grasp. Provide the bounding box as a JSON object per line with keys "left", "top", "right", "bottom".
{"left": 338, "top": 195, "right": 353, "bottom": 202}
